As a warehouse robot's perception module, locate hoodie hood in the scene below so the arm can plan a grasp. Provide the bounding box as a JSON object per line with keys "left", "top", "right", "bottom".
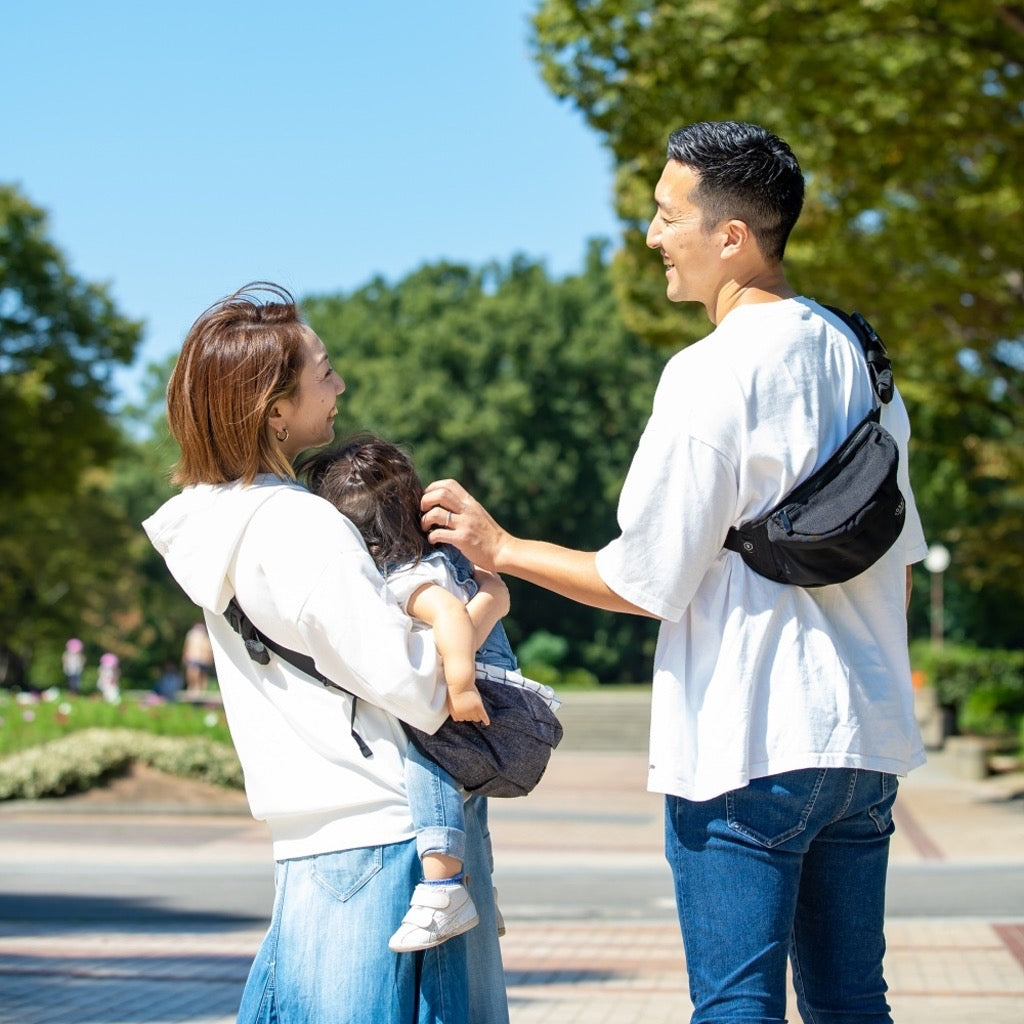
{"left": 143, "top": 476, "right": 303, "bottom": 613}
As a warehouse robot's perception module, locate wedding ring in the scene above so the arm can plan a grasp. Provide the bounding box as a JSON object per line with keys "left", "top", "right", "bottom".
{"left": 445, "top": 510, "right": 452, "bottom": 529}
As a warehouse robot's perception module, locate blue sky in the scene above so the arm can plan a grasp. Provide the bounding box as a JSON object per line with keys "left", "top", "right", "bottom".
{"left": 4, "top": 1, "right": 620, "bottom": 403}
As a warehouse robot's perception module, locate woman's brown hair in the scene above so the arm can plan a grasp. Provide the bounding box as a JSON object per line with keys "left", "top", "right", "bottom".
{"left": 299, "top": 433, "right": 430, "bottom": 571}
{"left": 167, "top": 282, "right": 309, "bottom": 486}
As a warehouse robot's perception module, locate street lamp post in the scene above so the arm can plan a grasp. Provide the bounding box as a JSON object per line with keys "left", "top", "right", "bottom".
{"left": 923, "top": 543, "right": 951, "bottom": 647}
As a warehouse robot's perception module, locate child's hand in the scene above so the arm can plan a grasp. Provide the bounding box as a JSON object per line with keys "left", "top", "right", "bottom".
{"left": 448, "top": 688, "right": 490, "bottom": 725}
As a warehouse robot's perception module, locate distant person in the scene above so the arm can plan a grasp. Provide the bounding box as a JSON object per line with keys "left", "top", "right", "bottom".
{"left": 181, "top": 621, "right": 214, "bottom": 693}
{"left": 143, "top": 282, "right": 508, "bottom": 1023}
{"left": 301, "top": 433, "right": 517, "bottom": 953}
{"left": 153, "top": 660, "right": 183, "bottom": 700}
{"left": 62, "top": 638, "right": 84, "bottom": 693}
{"left": 97, "top": 652, "right": 120, "bottom": 703}
{"left": 419, "top": 122, "right": 928, "bottom": 1022}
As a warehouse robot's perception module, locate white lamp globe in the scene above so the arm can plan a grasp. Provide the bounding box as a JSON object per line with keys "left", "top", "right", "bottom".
{"left": 923, "top": 544, "right": 951, "bottom": 574}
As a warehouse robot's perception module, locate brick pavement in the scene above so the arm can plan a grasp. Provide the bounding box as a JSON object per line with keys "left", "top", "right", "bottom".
{"left": 1, "top": 689, "right": 1023, "bottom": 1023}
{"left": 3, "top": 917, "right": 1023, "bottom": 1024}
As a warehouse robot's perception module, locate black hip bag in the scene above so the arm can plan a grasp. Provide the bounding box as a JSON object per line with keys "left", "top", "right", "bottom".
{"left": 722, "top": 308, "right": 906, "bottom": 588}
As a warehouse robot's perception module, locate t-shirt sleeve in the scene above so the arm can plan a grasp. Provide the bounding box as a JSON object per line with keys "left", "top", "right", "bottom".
{"left": 596, "top": 413, "right": 738, "bottom": 623}
{"left": 385, "top": 560, "right": 450, "bottom": 614}
{"left": 884, "top": 390, "right": 929, "bottom": 565}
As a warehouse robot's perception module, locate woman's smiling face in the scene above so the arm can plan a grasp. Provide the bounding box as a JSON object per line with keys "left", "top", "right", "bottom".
{"left": 273, "top": 327, "right": 346, "bottom": 461}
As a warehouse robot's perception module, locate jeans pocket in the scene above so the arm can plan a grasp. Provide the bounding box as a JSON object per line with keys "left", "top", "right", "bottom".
{"left": 310, "top": 845, "right": 385, "bottom": 902}
{"left": 867, "top": 771, "right": 899, "bottom": 834}
{"left": 725, "top": 768, "right": 827, "bottom": 849}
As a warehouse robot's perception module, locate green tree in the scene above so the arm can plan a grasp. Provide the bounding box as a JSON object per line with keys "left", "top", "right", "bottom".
{"left": 108, "top": 355, "right": 201, "bottom": 686}
{"left": 531, "top": 0, "right": 1024, "bottom": 645}
{"left": 0, "top": 185, "right": 144, "bottom": 685}
{"left": 304, "top": 242, "right": 665, "bottom": 680}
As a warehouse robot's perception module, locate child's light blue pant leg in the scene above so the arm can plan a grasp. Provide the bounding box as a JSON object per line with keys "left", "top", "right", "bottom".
{"left": 405, "top": 741, "right": 467, "bottom": 863}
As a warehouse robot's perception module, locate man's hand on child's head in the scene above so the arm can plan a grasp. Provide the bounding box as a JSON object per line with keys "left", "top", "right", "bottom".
{"left": 420, "top": 478, "right": 508, "bottom": 572}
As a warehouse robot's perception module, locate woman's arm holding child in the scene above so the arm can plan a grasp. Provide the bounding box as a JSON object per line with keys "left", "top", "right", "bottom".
{"left": 406, "top": 583, "right": 490, "bottom": 724}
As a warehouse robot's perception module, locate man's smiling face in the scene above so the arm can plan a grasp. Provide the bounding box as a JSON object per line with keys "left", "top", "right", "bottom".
{"left": 645, "top": 160, "right": 725, "bottom": 307}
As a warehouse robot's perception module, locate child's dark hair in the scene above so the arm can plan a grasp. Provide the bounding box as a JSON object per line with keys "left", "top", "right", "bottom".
{"left": 298, "top": 432, "right": 430, "bottom": 570}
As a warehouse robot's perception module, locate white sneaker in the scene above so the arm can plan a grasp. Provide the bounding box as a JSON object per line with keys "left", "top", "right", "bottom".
{"left": 388, "top": 882, "right": 480, "bottom": 953}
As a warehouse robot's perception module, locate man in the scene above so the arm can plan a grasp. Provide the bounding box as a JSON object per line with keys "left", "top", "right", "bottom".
{"left": 422, "top": 121, "right": 927, "bottom": 1022}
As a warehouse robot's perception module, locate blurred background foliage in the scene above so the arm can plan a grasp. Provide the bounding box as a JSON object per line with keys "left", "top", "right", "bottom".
{"left": 302, "top": 244, "right": 665, "bottom": 682}
{"left": 1, "top": 2, "right": 1021, "bottom": 710}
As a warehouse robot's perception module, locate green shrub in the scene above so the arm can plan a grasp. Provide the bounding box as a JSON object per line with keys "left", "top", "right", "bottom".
{"left": 139, "top": 734, "right": 244, "bottom": 788}
{"left": 517, "top": 630, "right": 569, "bottom": 668}
{"left": 959, "top": 685, "right": 1024, "bottom": 738}
{"left": 0, "top": 728, "right": 243, "bottom": 800}
{"left": 560, "top": 667, "right": 600, "bottom": 689}
{"left": 518, "top": 662, "right": 601, "bottom": 690}
{"left": 520, "top": 662, "right": 562, "bottom": 688}
{"left": 910, "top": 642, "right": 1024, "bottom": 738}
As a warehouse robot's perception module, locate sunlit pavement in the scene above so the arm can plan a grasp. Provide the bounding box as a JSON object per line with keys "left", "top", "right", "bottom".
{"left": 2, "top": 689, "right": 1023, "bottom": 1024}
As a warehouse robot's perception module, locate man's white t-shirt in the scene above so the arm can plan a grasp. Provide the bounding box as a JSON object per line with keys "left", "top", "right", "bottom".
{"left": 596, "top": 297, "right": 928, "bottom": 801}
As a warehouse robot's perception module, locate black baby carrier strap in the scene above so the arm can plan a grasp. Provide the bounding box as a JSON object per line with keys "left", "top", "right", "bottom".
{"left": 223, "top": 598, "right": 562, "bottom": 796}
{"left": 224, "top": 597, "right": 373, "bottom": 757}
{"left": 722, "top": 307, "right": 906, "bottom": 588}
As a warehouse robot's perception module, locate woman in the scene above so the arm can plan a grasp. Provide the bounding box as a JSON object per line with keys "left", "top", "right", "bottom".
{"left": 143, "top": 283, "right": 508, "bottom": 1024}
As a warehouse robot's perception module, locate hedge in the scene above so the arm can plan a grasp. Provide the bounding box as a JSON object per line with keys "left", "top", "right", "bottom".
{"left": 0, "top": 728, "right": 244, "bottom": 800}
{"left": 911, "top": 642, "right": 1024, "bottom": 738}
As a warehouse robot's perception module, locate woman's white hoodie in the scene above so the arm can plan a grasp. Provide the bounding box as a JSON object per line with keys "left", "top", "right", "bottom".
{"left": 143, "top": 476, "right": 448, "bottom": 860}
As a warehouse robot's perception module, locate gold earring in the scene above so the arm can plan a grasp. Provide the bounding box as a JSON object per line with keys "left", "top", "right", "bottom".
{"left": 275, "top": 426, "right": 289, "bottom": 443}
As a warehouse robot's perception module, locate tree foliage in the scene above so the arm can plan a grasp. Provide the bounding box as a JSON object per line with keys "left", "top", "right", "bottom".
{"left": 531, "top": 0, "right": 1024, "bottom": 644}
{"left": 0, "top": 185, "right": 144, "bottom": 683}
{"left": 304, "top": 242, "right": 665, "bottom": 680}
{"left": 107, "top": 356, "right": 200, "bottom": 686}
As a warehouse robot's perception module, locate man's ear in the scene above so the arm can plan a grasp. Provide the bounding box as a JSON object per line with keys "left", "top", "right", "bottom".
{"left": 720, "top": 218, "right": 751, "bottom": 259}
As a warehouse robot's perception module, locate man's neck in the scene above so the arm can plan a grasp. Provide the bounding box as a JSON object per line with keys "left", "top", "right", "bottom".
{"left": 709, "top": 267, "right": 795, "bottom": 325}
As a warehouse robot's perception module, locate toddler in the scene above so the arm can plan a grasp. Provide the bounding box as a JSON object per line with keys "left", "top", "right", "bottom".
{"left": 301, "top": 433, "right": 518, "bottom": 952}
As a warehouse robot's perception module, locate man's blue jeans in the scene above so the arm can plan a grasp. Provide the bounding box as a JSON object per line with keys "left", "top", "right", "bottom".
{"left": 665, "top": 767, "right": 898, "bottom": 1024}
{"left": 237, "top": 795, "right": 507, "bottom": 1024}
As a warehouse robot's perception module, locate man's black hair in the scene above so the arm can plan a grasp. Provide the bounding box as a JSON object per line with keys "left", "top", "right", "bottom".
{"left": 666, "top": 121, "right": 805, "bottom": 261}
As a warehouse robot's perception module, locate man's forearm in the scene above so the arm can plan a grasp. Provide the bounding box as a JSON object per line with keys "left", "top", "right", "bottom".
{"left": 419, "top": 477, "right": 655, "bottom": 619}
{"left": 494, "top": 538, "right": 655, "bottom": 618}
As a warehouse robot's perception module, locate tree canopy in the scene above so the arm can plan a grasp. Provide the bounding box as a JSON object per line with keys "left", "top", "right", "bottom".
{"left": 9, "top": 4, "right": 1024, "bottom": 685}
{"left": 531, "top": 0, "right": 1024, "bottom": 643}
{"left": 304, "top": 242, "right": 666, "bottom": 680}
{"left": 0, "top": 185, "right": 144, "bottom": 683}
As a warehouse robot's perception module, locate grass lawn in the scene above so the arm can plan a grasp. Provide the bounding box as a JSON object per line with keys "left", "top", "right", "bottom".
{"left": 0, "top": 688, "right": 232, "bottom": 757}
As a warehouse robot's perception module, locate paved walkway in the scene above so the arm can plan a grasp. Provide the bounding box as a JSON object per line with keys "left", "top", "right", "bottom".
{"left": 490, "top": 744, "right": 1024, "bottom": 1023}
{"left": 2, "top": 689, "right": 1023, "bottom": 1023}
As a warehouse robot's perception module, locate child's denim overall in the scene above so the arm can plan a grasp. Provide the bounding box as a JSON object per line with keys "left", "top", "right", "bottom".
{"left": 386, "top": 545, "right": 517, "bottom": 865}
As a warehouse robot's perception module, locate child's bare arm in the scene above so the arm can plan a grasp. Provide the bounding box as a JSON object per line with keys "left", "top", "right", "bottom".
{"left": 406, "top": 583, "right": 490, "bottom": 724}
{"left": 464, "top": 568, "right": 510, "bottom": 648}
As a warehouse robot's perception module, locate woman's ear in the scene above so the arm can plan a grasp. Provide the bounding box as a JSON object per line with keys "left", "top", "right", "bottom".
{"left": 267, "top": 403, "right": 287, "bottom": 436}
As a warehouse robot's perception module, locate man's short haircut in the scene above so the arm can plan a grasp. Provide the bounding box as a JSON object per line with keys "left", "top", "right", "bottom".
{"left": 666, "top": 121, "right": 805, "bottom": 262}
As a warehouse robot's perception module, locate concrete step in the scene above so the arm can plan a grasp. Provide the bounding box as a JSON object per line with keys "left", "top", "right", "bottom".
{"left": 555, "top": 688, "right": 651, "bottom": 753}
